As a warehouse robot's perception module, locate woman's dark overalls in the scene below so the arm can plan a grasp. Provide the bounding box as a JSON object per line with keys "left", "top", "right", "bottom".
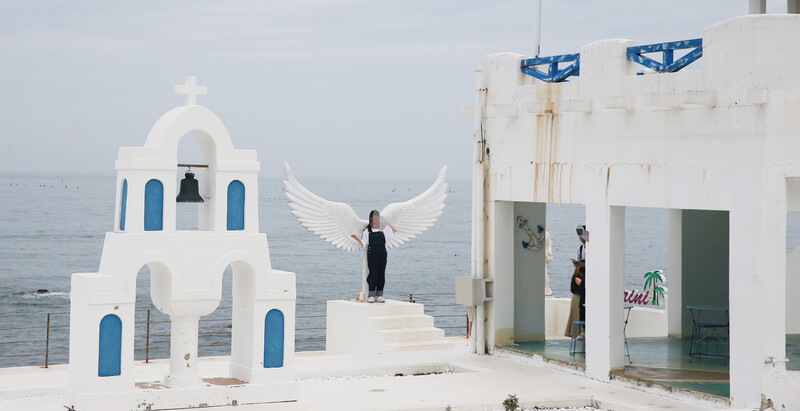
{"left": 366, "top": 230, "right": 387, "bottom": 298}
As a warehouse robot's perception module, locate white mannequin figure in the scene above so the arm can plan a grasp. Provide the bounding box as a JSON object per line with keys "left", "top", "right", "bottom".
{"left": 544, "top": 231, "right": 553, "bottom": 296}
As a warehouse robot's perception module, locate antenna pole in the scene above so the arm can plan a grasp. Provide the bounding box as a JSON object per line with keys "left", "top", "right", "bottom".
{"left": 534, "top": 0, "right": 543, "bottom": 57}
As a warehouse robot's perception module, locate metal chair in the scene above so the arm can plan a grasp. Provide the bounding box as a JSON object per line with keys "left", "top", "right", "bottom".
{"left": 570, "top": 321, "right": 585, "bottom": 356}
{"left": 687, "top": 305, "right": 729, "bottom": 358}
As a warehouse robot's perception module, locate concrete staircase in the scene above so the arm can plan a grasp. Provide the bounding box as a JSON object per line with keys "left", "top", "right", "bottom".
{"left": 326, "top": 300, "right": 455, "bottom": 355}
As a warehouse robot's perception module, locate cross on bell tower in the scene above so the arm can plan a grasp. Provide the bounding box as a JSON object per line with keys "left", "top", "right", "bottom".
{"left": 174, "top": 76, "right": 207, "bottom": 106}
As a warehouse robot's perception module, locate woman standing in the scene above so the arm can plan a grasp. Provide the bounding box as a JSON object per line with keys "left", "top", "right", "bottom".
{"left": 352, "top": 210, "right": 397, "bottom": 303}
{"left": 564, "top": 225, "right": 588, "bottom": 337}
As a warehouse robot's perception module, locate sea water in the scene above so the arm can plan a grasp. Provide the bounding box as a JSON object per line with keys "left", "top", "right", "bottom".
{"left": 2, "top": 174, "right": 799, "bottom": 367}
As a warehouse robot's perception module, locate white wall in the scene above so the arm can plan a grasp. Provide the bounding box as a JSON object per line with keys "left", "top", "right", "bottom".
{"left": 473, "top": 14, "right": 800, "bottom": 409}
{"left": 513, "top": 202, "right": 546, "bottom": 342}
{"left": 544, "top": 298, "right": 667, "bottom": 338}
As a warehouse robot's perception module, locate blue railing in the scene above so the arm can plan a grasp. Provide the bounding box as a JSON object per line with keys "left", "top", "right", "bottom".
{"left": 626, "top": 38, "right": 702, "bottom": 73}
{"left": 520, "top": 38, "right": 702, "bottom": 81}
{"left": 520, "top": 53, "right": 580, "bottom": 83}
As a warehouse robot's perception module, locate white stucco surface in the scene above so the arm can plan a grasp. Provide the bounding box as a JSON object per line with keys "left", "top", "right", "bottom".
{"left": 66, "top": 77, "right": 297, "bottom": 410}
{"left": 544, "top": 298, "right": 666, "bottom": 339}
{"left": 0, "top": 347, "right": 726, "bottom": 411}
{"left": 467, "top": 14, "right": 800, "bottom": 409}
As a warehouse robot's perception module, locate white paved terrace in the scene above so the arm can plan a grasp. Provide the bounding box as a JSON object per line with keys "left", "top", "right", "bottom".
{"left": 0, "top": 340, "right": 735, "bottom": 411}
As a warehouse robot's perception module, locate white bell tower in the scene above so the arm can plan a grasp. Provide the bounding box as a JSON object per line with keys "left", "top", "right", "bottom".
{"left": 67, "top": 77, "right": 297, "bottom": 410}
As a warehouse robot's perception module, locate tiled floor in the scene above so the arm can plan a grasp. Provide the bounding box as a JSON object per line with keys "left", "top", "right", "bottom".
{"left": 500, "top": 335, "right": 785, "bottom": 399}
{"left": 502, "top": 334, "right": 800, "bottom": 399}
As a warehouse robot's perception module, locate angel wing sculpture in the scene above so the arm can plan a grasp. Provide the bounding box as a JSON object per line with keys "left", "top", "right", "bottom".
{"left": 283, "top": 162, "right": 447, "bottom": 300}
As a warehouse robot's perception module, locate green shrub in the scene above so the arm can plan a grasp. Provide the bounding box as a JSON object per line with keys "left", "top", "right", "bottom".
{"left": 502, "top": 394, "right": 519, "bottom": 411}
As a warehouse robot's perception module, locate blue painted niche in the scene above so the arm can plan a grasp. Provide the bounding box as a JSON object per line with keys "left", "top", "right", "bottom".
{"left": 144, "top": 179, "right": 163, "bottom": 231}
{"left": 264, "top": 309, "right": 284, "bottom": 368}
{"left": 98, "top": 314, "right": 122, "bottom": 377}
{"left": 227, "top": 180, "right": 245, "bottom": 230}
{"left": 119, "top": 179, "right": 127, "bottom": 231}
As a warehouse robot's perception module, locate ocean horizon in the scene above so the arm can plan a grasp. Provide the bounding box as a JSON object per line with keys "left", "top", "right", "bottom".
{"left": 3, "top": 172, "right": 799, "bottom": 368}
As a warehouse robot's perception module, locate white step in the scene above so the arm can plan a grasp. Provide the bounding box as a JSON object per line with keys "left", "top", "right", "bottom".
{"left": 377, "top": 327, "right": 445, "bottom": 343}
{"left": 358, "top": 301, "right": 424, "bottom": 316}
{"left": 326, "top": 300, "right": 454, "bottom": 355}
{"left": 385, "top": 340, "right": 456, "bottom": 352}
{"left": 368, "top": 314, "right": 434, "bottom": 330}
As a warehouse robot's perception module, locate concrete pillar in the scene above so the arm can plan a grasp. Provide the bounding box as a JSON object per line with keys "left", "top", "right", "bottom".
{"left": 585, "top": 204, "right": 625, "bottom": 380}
{"left": 608, "top": 206, "right": 625, "bottom": 370}
{"left": 667, "top": 209, "right": 683, "bottom": 337}
{"left": 578, "top": 39, "right": 636, "bottom": 100}
{"left": 488, "top": 200, "right": 515, "bottom": 348}
{"left": 750, "top": 0, "right": 767, "bottom": 13}
{"left": 165, "top": 316, "right": 203, "bottom": 387}
{"left": 729, "top": 175, "right": 787, "bottom": 408}
{"left": 513, "top": 202, "right": 546, "bottom": 342}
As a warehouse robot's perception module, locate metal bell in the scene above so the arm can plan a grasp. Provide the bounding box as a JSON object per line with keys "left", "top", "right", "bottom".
{"left": 176, "top": 170, "right": 204, "bottom": 203}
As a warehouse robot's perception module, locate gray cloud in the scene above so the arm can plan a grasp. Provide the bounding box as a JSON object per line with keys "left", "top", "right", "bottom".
{"left": 0, "top": 1, "right": 784, "bottom": 181}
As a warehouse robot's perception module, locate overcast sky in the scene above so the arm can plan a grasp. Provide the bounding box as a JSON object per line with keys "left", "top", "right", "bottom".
{"left": 0, "top": 1, "right": 785, "bottom": 182}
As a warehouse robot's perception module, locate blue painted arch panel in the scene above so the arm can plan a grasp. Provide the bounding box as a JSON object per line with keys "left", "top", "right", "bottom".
{"left": 98, "top": 314, "right": 122, "bottom": 377}
{"left": 119, "top": 179, "right": 127, "bottom": 231}
{"left": 144, "top": 179, "right": 163, "bottom": 231}
{"left": 264, "top": 309, "right": 284, "bottom": 368}
{"left": 227, "top": 180, "right": 245, "bottom": 230}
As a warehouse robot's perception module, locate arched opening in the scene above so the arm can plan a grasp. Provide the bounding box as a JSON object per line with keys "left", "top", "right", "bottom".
{"left": 227, "top": 180, "right": 245, "bottom": 231}
{"left": 134, "top": 263, "right": 172, "bottom": 362}
{"left": 119, "top": 179, "right": 127, "bottom": 231}
{"left": 264, "top": 309, "right": 284, "bottom": 368}
{"left": 98, "top": 314, "right": 122, "bottom": 377}
{"left": 175, "top": 134, "right": 208, "bottom": 231}
{"left": 197, "top": 260, "right": 263, "bottom": 368}
{"left": 196, "top": 261, "right": 259, "bottom": 361}
{"left": 144, "top": 179, "right": 164, "bottom": 231}
{"left": 198, "top": 265, "right": 233, "bottom": 357}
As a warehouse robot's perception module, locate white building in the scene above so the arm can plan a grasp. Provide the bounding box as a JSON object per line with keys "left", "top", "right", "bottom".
{"left": 465, "top": 13, "right": 800, "bottom": 409}
{"left": 67, "top": 77, "right": 297, "bottom": 410}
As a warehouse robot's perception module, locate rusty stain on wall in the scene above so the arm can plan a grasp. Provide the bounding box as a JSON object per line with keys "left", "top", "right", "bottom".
{"left": 532, "top": 83, "right": 566, "bottom": 203}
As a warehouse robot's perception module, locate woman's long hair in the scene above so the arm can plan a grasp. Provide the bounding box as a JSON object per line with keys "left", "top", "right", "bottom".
{"left": 367, "top": 210, "right": 379, "bottom": 233}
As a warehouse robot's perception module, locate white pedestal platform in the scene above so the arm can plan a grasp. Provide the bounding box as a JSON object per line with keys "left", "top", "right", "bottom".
{"left": 326, "top": 299, "right": 454, "bottom": 355}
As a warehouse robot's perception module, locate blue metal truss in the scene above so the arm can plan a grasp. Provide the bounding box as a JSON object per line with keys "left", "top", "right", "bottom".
{"left": 520, "top": 53, "right": 580, "bottom": 82}
{"left": 627, "top": 38, "right": 703, "bottom": 73}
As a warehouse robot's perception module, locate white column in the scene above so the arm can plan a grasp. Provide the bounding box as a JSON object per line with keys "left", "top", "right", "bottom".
{"left": 488, "top": 201, "right": 515, "bottom": 348}
{"left": 667, "top": 209, "right": 683, "bottom": 337}
{"left": 608, "top": 206, "right": 625, "bottom": 369}
{"left": 471, "top": 69, "right": 487, "bottom": 354}
{"left": 729, "top": 175, "right": 787, "bottom": 408}
{"left": 579, "top": 39, "right": 636, "bottom": 100}
{"left": 585, "top": 204, "right": 625, "bottom": 380}
{"left": 165, "top": 316, "right": 203, "bottom": 387}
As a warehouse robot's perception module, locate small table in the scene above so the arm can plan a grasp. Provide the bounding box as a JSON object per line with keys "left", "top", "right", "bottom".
{"left": 686, "top": 305, "right": 729, "bottom": 358}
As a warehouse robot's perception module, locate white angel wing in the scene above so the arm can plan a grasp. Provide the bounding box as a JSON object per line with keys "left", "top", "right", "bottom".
{"left": 381, "top": 166, "right": 447, "bottom": 249}
{"left": 283, "top": 163, "right": 366, "bottom": 252}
